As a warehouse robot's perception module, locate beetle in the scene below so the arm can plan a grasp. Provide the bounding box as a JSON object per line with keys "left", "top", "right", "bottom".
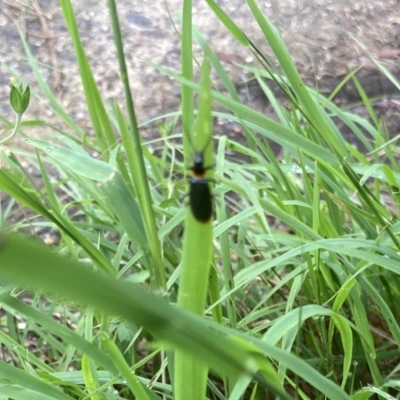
{"left": 188, "top": 145, "right": 213, "bottom": 223}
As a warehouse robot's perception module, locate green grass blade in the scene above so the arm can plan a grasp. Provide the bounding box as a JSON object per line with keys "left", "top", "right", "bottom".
{"left": 245, "top": 0, "right": 347, "bottom": 157}
{"left": 0, "top": 361, "right": 75, "bottom": 400}
{"left": 24, "top": 138, "right": 147, "bottom": 252}
{"left": 0, "top": 233, "right": 254, "bottom": 380}
{"left": 108, "top": 1, "right": 165, "bottom": 289}
{"left": 181, "top": 0, "right": 194, "bottom": 159}
{"left": 0, "top": 294, "right": 116, "bottom": 374}
{"left": 204, "top": 0, "right": 249, "bottom": 46}
{"left": 59, "top": 0, "right": 114, "bottom": 154}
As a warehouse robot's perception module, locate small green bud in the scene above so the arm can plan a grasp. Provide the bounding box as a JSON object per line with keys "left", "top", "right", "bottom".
{"left": 9, "top": 81, "right": 30, "bottom": 115}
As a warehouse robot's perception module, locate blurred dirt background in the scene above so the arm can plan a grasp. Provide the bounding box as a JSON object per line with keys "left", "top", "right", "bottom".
{"left": 0, "top": 0, "right": 399, "bottom": 144}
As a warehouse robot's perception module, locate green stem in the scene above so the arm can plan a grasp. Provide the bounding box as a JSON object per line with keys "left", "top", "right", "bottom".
{"left": 174, "top": 57, "right": 213, "bottom": 400}
{"left": 102, "top": 336, "right": 151, "bottom": 400}
{"left": 0, "top": 113, "right": 22, "bottom": 146}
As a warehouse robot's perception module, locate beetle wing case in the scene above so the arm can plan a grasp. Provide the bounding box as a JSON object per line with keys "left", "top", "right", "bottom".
{"left": 189, "top": 177, "right": 213, "bottom": 223}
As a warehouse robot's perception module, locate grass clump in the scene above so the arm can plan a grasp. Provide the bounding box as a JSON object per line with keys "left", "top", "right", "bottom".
{"left": 0, "top": 0, "right": 400, "bottom": 399}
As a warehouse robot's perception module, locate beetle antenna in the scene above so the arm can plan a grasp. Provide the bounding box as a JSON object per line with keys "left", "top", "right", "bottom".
{"left": 199, "top": 133, "right": 213, "bottom": 153}
{"left": 184, "top": 130, "right": 196, "bottom": 151}
{"left": 184, "top": 130, "right": 213, "bottom": 153}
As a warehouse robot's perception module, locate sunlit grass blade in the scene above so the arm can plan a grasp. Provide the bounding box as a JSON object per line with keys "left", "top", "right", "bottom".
{"left": 102, "top": 337, "right": 153, "bottom": 400}
{"left": 0, "top": 149, "right": 116, "bottom": 274}
{"left": 245, "top": 0, "right": 348, "bottom": 158}
{"left": 0, "top": 294, "right": 116, "bottom": 373}
{"left": 137, "top": 60, "right": 341, "bottom": 165}
{"left": 214, "top": 136, "right": 236, "bottom": 327}
{"left": 181, "top": 0, "right": 194, "bottom": 160}
{"left": 24, "top": 138, "right": 148, "bottom": 252}
{"left": 352, "top": 75, "right": 379, "bottom": 127}
{"left": 59, "top": 0, "right": 115, "bottom": 154}
{"left": 0, "top": 360, "right": 77, "bottom": 400}
{"left": 112, "top": 102, "right": 165, "bottom": 288}
{"left": 0, "top": 233, "right": 255, "bottom": 380}
{"left": 204, "top": 0, "right": 249, "bottom": 46}
{"left": 0, "top": 327, "right": 54, "bottom": 373}
{"left": 348, "top": 33, "right": 400, "bottom": 92}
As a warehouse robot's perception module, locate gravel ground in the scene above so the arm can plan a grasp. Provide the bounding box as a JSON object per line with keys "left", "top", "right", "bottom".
{"left": 0, "top": 0, "right": 399, "bottom": 140}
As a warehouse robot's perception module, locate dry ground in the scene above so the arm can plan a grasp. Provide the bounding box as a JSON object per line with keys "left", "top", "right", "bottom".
{"left": 0, "top": 0, "right": 399, "bottom": 139}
